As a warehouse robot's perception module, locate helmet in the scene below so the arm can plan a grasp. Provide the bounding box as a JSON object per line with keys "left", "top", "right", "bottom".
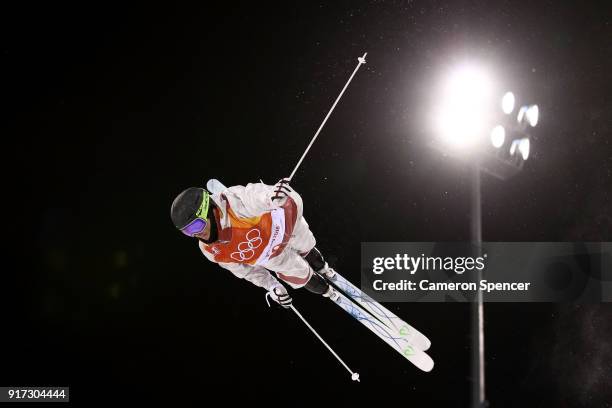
{"left": 170, "top": 187, "right": 210, "bottom": 231}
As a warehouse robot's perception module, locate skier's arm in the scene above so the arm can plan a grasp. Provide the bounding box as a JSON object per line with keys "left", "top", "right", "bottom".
{"left": 226, "top": 182, "right": 281, "bottom": 218}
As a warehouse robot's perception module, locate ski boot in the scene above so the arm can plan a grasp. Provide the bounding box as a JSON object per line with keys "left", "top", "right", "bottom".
{"left": 303, "top": 247, "right": 336, "bottom": 279}
{"left": 303, "top": 247, "right": 339, "bottom": 301}
{"left": 318, "top": 263, "right": 336, "bottom": 280}
{"left": 304, "top": 272, "right": 339, "bottom": 300}
{"left": 322, "top": 285, "right": 340, "bottom": 302}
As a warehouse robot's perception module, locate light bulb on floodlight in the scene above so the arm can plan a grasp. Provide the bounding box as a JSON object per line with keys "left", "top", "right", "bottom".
{"left": 526, "top": 105, "right": 539, "bottom": 127}
{"left": 434, "top": 65, "right": 493, "bottom": 149}
{"left": 509, "top": 138, "right": 530, "bottom": 160}
{"left": 517, "top": 106, "right": 527, "bottom": 124}
{"left": 509, "top": 139, "right": 519, "bottom": 156}
{"left": 490, "top": 125, "right": 505, "bottom": 148}
{"left": 517, "top": 104, "right": 539, "bottom": 127}
{"left": 519, "top": 138, "right": 530, "bottom": 160}
{"left": 501, "top": 92, "right": 515, "bottom": 114}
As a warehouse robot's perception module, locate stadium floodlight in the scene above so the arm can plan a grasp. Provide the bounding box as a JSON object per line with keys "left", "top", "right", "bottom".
{"left": 429, "top": 64, "right": 539, "bottom": 408}
{"left": 501, "top": 92, "right": 515, "bottom": 114}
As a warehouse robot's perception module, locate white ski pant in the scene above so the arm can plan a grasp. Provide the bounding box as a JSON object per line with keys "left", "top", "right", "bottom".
{"left": 263, "top": 210, "right": 317, "bottom": 289}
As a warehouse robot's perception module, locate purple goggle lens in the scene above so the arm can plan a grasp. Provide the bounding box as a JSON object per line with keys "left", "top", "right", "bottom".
{"left": 181, "top": 218, "right": 207, "bottom": 237}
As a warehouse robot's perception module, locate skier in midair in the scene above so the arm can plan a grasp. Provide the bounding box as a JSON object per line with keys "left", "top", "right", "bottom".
{"left": 170, "top": 179, "right": 338, "bottom": 307}
{"left": 168, "top": 54, "right": 433, "bottom": 376}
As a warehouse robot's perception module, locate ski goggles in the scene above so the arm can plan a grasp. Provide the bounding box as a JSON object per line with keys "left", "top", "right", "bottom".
{"left": 180, "top": 191, "right": 210, "bottom": 237}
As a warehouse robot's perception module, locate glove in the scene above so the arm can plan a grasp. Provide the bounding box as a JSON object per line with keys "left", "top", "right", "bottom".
{"left": 271, "top": 178, "right": 293, "bottom": 202}
{"left": 266, "top": 284, "right": 292, "bottom": 308}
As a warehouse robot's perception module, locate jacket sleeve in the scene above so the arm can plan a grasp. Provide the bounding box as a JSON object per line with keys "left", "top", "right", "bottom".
{"left": 198, "top": 241, "right": 280, "bottom": 290}
{"left": 225, "top": 182, "right": 277, "bottom": 218}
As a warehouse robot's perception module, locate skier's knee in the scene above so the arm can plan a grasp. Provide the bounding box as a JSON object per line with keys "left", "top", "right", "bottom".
{"left": 303, "top": 272, "right": 329, "bottom": 295}
{"left": 303, "top": 247, "right": 326, "bottom": 272}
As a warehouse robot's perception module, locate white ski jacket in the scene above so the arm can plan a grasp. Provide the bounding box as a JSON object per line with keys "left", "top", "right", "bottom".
{"left": 198, "top": 182, "right": 304, "bottom": 291}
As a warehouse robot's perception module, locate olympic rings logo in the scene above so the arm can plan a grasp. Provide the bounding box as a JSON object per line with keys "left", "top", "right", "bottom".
{"left": 230, "top": 229, "right": 263, "bottom": 261}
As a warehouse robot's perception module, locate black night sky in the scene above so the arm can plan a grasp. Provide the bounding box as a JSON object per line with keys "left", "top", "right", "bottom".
{"left": 3, "top": 2, "right": 612, "bottom": 406}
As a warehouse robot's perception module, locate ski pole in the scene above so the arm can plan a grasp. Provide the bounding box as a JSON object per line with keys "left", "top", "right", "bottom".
{"left": 289, "top": 304, "right": 360, "bottom": 382}
{"left": 288, "top": 52, "right": 367, "bottom": 181}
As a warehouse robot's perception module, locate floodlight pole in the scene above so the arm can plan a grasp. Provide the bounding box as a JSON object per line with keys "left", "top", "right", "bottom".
{"left": 470, "top": 162, "right": 486, "bottom": 408}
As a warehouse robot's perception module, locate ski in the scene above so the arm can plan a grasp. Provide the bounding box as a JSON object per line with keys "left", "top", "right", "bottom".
{"left": 327, "top": 286, "right": 434, "bottom": 372}
{"left": 326, "top": 271, "right": 432, "bottom": 352}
